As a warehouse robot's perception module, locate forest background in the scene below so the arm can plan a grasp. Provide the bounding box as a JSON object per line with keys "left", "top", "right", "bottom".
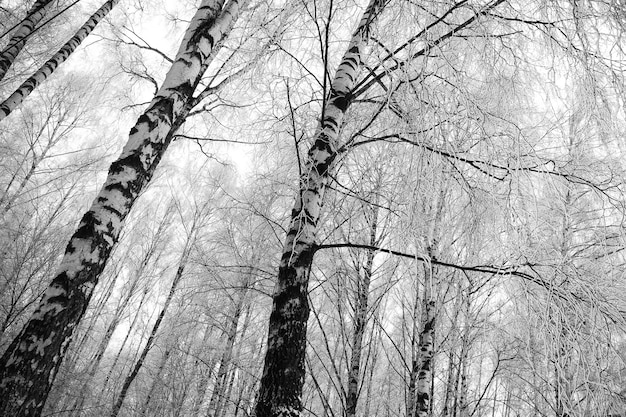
{"left": 1, "top": 0, "right": 626, "bottom": 416}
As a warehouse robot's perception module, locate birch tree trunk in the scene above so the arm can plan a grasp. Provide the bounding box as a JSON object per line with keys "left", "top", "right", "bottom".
{"left": 0, "top": 0, "right": 121, "bottom": 122}
{"left": 412, "top": 258, "right": 436, "bottom": 417}
{"left": 408, "top": 250, "right": 442, "bottom": 415}
{"left": 0, "top": 0, "right": 54, "bottom": 81}
{"left": 345, "top": 210, "right": 378, "bottom": 417}
{"left": 70, "top": 221, "right": 168, "bottom": 416}
{"left": 255, "top": 2, "right": 386, "bottom": 415}
{"left": 0, "top": 1, "right": 242, "bottom": 414}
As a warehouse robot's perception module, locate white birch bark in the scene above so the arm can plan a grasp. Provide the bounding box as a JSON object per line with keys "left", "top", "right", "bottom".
{"left": 0, "top": 1, "right": 243, "bottom": 415}
{"left": 255, "top": 1, "right": 386, "bottom": 416}
{"left": 413, "top": 261, "right": 436, "bottom": 417}
{"left": 0, "top": 0, "right": 121, "bottom": 121}
{"left": 0, "top": 0, "right": 54, "bottom": 81}
{"left": 346, "top": 209, "right": 378, "bottom": 417}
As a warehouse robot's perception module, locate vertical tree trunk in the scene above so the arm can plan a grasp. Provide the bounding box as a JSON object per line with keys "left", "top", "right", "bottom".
{"left": 206, "top": 292, "right": 245, "bottom": 417}
{"left": 407, "top": 278, "right": 421, "bottom": 417}
{"left": 255, "top": 2, "right": 386, "bottom": 416}
{"left": 0, "top": 0, "right": 121, "bottom": 121}
{"left": 441, "top": 283, "right": 466, "bottom": 417}
{"left": 412, "top": 258, "right": 436, "bottom": 417}
{"left": 0, "top": 0, "right": 54, "bottom": 81}
{"left": 215, "top": 364, "right": 237, "bottom": 417}
{"left": 457, "top": 361, "right": 468, "bottom": 417}
{"left": 345, "top": 210, "right": 378, "bottom": 417}
{"left": 0, "top": 1, "right": 242, "bottom": 415}
{"left": 190, "top": 324, "right": 219, "bottom": 417}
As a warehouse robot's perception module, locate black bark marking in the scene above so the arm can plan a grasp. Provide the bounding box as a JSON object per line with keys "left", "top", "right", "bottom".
{"left": 257, "top": 262, "right": 311, "bottom": 417}
{"left": 73, "top": 211, "right": 100, "bottom": 240}
{"left": 333, "top": 94, "right": 351, "bottom": 112}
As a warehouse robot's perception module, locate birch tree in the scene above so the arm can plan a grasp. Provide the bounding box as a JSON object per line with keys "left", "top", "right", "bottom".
{"left": 0, "top": 0, "right": 122, "bottom": 122}
{"left": 255, "top": 1, "right": 387, "bottom": 415}
{"left": 0, "top": 1, "right": 245, "bottom": 414}
{"left": 0, "top": 0, "right": 54, "bottom": 82}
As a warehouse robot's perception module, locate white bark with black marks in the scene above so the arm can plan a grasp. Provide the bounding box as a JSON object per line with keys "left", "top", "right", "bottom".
{"left": 0, "top": 0, "right": 54, "bottom": 81}
{"left": 0, "top": 0, "right": 121, "bottom": 121}
{"left": 0, "top": 1, "right": 242, "bottom": 415}
{"left": 255, "top": 1, "right": 386, "bottom": 416}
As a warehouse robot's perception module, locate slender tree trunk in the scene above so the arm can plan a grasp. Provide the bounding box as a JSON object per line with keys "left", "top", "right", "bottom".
{"left": 0, "top": 0, "right": 54, "bottom": 81}
{"left": 139, "top": 347, "right": 172, "bottom": 416}
{"left": 458, "top": 361, "right": 468, "bottom": 417}
{"left": 364, "top": 311, "right": 381, "bottom": 417}
{"left": 110, "top": 231, "right": 195, "bottom": 417}
{"left": 345, "top": 211, "right": 378, "bottom": 417}
{"left": 413, "top": 259, "right": 436, "bottom": 417}
{"left": 99, "top": 285, "right": 150, "bottom": 399}
{"left": 206, "top": 293, "right": 245, "bottom": 417}
{"left": 441, "top": 285, "right": 465, "bottom": 417}
{"left": 0, "top": 1, "right": 242, "bottom": 415}
{"left": 1, "top": 153, "right": 41, "bottom": 213}
{"left": 255, "top": 2, "right": 386, "bottom": 416}
{"left": 0, "top": 0, "right": 121, "bottom": 121}
{"left": 216, "top": 364, "right": 237, "bottom": 417}
{"left": 190, "top": 324, "right": 219, "bottom": 417}
{"left": 407, "top": 278, "right": 421, "bottom": 417}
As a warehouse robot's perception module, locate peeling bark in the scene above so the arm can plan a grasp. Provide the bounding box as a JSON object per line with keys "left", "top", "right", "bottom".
{"left": 255, "top": 1, "right": 386, "bottom": 416}
{"left": 0, "top": 1, "right": 242, "bottom": 415}
{"left": 0, "top": 0, "right": 121, "bottom": 121}
{"left": 0, "top": 0, "right": 54, "bottom": 82}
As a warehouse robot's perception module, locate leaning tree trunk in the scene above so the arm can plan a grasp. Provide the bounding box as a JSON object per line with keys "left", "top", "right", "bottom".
{"left": 0, "top": 1, "right": 242, "bottom": 415}
{"left": 254, "top": 1, "right": 386, "bottom": 416}
{"left": 110, "top": 236, "right": 193, "bottom": 417}
{"left": 139, "top": 346, "right": 172, "bottom": 417}
{"left": 70, "top": 223, "right": 168, "bottom": 417}
{"left": 0, "top": 0, "right": 54, "bottom": 81}
{"left": 0, "top": 0, "right": 121, "bottom": 122}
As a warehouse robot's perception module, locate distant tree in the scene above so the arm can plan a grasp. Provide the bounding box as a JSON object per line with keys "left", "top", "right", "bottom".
{"left": 255, "top": 1, "right": 388, "bottom": 415}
